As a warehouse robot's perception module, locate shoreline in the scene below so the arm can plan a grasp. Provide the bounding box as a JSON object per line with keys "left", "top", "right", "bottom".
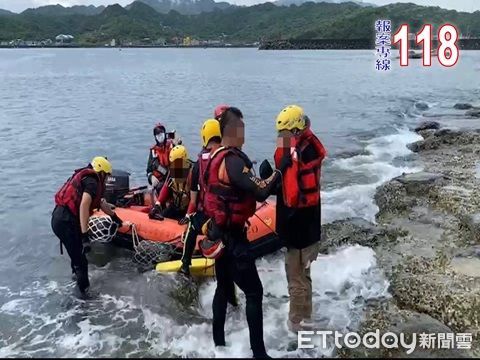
{"left": 0, "top": 44, "right": 258, "bottom": 49}
{"left": 322, "top": 104, "right": 480, "bottom": 357}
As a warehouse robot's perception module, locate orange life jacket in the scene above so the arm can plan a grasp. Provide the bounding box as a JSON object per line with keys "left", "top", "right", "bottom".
{"left": 203, "top": 147, "right": 257, "bottom": 228}
{"left": 151, "top": 140, "right": 174, "bottom": 180}
{"left": 54, "top": 167, "right": 104, "bottom": 217}
{"left": 274, "top": 129, "right": 326, "bottom": 208}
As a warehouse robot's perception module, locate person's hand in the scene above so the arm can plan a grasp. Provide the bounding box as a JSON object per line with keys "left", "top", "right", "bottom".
{"left": 259, "top": 159, "right": 274, "bottom": 180}
{"left": 111, "top": 213, "right": 123, "bottom": 227}
{"left": 81, "top": 233, "right": 91, "bottom": 254}
{"left": 277, "top": 152, "right": 293, "bottom": 173}
{"left": 101, "top": 199, "right": 116, "bottom": 212}
{"left": 178, "top": 212, "right": 194, "bottom": 225}
{"left": 150, "top": 175, "right": 160, "bottom": 188}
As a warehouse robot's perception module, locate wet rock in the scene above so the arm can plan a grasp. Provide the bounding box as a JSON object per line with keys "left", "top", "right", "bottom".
{"left": 454, "top": 245, "right": 480, "bottom": 258}
{"left": 340, "top": 306, "right": 471, "bottom": 358}
{"left": 466, "top": 109, "right": 480, "bottom": 118}
{"left": 459, "top": 213, "right": 480, "bottom": 242}
{"left": 320, "top": 218, "right": 402, "bottom": 252}
{"left": 450, "top": 257, "right": 480, "bottom": 277}
{"left": 396, "top": 172, "right": 446, "bottom": 187}
{"left": 407, "top": 129, "right": 480, "bottom": 152}
{"left": 454, "top": 103, "right": 473, "bottom": 110}
{"left": 390, "top": 257, "right": 480, "bottom": 334}
{"left": 414, "top": 121, "right": 440, "bottom": 132}
{"left": 375, "top": 180, "right": 410, "bottom": 220}
{"left": 415, "top": 102, "right": 429, "bottom": 111}
{"left": 334, "top": 149, "right": 370, "bottom": 159}
{"left": 374, "top": 173, "right": 448, "bottom": 222}
{"left": 407, "top": 140, "right": 423, "bottom": 153}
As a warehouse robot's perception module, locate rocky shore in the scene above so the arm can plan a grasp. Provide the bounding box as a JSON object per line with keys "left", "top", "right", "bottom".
{"left": 321, "top": 103, "right": 480, "bottom": 357}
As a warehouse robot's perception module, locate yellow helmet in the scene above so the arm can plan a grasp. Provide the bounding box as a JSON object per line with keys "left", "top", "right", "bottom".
{"left": 201, "top": 118, "right": 221, "bottom": 147}
{"left": 169, "top": 145, "right": 188, "bottom": 163}
{"left": 91, "top": 156, "right": 112, "bottom": 174}
{"left": 276, "top": 105, "right": 306, "bottom": 132}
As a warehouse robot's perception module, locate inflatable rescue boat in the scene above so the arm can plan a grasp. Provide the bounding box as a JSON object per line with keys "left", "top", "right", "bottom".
{"left": 89, "top": 170, "right": 282, "bottom": 264}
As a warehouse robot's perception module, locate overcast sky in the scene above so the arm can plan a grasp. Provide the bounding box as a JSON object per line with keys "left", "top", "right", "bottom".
{"left": 1, "top": 0, "right": 479, "bottom": 13}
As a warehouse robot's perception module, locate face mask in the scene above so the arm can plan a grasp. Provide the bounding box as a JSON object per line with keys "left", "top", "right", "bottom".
{"left": 155, "top": 133, "right": 165, "bottom": 144}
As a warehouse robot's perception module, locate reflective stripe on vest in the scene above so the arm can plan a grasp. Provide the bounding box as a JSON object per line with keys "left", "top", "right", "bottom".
{"left": 151, "top": 141, "right": 173, "bottom": 180}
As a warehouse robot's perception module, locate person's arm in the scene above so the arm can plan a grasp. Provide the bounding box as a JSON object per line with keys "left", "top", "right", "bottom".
{"left": 100, "top": 199, "right": 115, "bottom": 217}
{"left": 225, "top": 154, "right": 282, "bottom": 202}
{"left": 157, "top": 180, "right": 170, "bottom": 205}
{"left": 186, "top": 161, "right": 200, "bottom": 213}
{"left": 99, "top": 199, "right": 123, "bottom": 226}
{"left": 147, "top": 150, "right": 156, "bottom": 183}
{"left": 79, "top": 192, "right": 92, "bottom": 234}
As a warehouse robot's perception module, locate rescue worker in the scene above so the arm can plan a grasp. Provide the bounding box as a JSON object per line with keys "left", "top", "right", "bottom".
{"left": 178, "top": 118, "right": 222, "bottom": 276}
{"left": 203, "top": 107, "right": 292, "bottom": 359}
{"left": 51, "top": 156, "right": 123, "bottom": 297}
{"left": 146, "top": 122, "right": 175, "bottom": 206}
{"left": 150, "top": 145, "right": 192, "bottom": 221}
{"left": 273, "top": 105, "right": 327, "bottom": 332}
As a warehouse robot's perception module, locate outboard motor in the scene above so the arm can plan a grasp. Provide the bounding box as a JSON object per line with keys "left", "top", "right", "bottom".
{"left": 104, "top": 169, "right": 130, "bottom": 204}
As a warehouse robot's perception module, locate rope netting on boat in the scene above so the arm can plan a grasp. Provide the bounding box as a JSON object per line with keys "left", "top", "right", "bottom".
{"left": 88, "top": 215, "right": 181, "bottom": 268}
{"left": 130, "top": 224, "right": 181, "bottom": 267}
{"left": 88, "top": 215, "right": 119, "bottom": 243}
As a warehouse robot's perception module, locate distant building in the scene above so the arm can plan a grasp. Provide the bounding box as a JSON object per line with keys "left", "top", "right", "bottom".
{"left": 110, "top": 39, "right": 116, "bottom": 47}
{"left": 183, "top": 36, "right": 192, "bottom": 46}
{"left": 55, "top": 34, "right": 74, "bottom": 44}
{"left": 154, "top": 37, "right": 166, "bottom": 46}
{"left": 170, "top": 37, "right": 181, "bottom": 46}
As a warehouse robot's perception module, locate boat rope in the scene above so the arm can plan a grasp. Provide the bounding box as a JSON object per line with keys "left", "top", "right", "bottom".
{"left": 131, "top": 223, "right": 140, "bottom": 252}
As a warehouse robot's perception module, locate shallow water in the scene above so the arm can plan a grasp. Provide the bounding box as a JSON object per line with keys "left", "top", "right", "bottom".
{"left": 1, "top": 48, "right": 479, "bottom": 357}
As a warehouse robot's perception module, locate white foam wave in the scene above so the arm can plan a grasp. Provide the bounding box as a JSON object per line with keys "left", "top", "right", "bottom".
{"left": 0, "top": 246, "right": 388, "bottom": 358}
{"left": 324, "top": 128, "right": 423, "bottom": 223}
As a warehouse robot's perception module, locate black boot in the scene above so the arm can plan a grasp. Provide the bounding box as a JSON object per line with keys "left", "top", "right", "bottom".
{"left": 253, "top": 352, "right": 272, "bottom": 359}
{"left": 149, "top": 204, "right": 164, "bottom": 221}
{"left": 178, "top": 262, "right": 190, "bottom": 276}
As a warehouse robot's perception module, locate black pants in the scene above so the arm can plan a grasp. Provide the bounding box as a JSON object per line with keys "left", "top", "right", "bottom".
{"left": 212, "top": 230, "right": 267, "bottom": 357}
{"left": 51, "top": 206, "right": 90, "bottom": 293}
{"left": 181, "top": 211, "right": 208, "bottom": 267}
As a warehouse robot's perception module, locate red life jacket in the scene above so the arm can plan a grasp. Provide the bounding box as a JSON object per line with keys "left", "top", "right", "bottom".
{"left": 151, "top": 140, "right": 173, "bottom": 180}
{"left": 197, "top": 144, "right": 221, "bottom": 211}
{"left": 203, "top": 147, "right": 257, "bottom": 228}
{"left": 54, "top": 167, "right": 104, "bottom": 217}
{"left": 274, "top": 128, "right": 326, "bottom": 208}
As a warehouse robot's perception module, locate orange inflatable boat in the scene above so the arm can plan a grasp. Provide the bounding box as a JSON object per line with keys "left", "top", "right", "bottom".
{"left": 90, "top": 170, "right": 282, "bottom": 261}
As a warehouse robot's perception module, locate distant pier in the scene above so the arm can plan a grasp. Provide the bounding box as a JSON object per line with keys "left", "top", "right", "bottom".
{"left": 259, "top": 38, "right": 480, "bottom": 50}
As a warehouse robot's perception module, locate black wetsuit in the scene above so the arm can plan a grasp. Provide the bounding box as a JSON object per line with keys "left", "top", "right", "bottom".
{"left": 212, "top": 151, "right": 280, "bottom": 358}
{"left": 180, "top": 160, "right": 205, "bottom": 268}
{"left": 51, "top": 175, "right": 98, "bottom": 293}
